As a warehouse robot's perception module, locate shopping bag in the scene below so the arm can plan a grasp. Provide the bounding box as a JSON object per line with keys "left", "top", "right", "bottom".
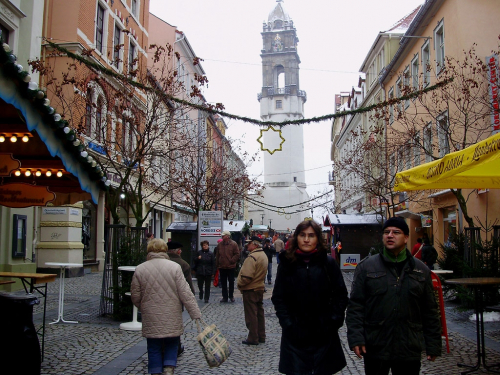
{"left": 195, "top": 318, "right": 232, "bottom": 367}
{"left": 213, "top": 270, "right": 219, "bottom": 287}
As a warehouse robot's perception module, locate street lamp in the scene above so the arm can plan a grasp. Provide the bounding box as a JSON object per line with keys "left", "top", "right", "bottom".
{"left": 269, "top": 219, "right": 272, "bottom": 229}
{"left": 261, "top": 213, "right": 265, "bottom": 225}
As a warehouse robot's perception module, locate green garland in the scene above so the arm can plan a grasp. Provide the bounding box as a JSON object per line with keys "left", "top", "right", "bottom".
{"left": 44, "top": 39, "right": 453, "bottom": 127}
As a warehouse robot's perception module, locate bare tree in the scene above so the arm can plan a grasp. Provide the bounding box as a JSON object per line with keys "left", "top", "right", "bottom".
{"left": 334, "top": 44, "right": 499, "bottom": 227}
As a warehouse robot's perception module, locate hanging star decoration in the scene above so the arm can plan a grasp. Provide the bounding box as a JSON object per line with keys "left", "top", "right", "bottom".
{"left": 257, "top": 125, "right": 285, "bottom": 155}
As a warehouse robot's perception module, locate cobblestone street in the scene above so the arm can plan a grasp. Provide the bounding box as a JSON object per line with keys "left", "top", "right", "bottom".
{"left": 26, "top": 258, "right": 500, "bottom": 374}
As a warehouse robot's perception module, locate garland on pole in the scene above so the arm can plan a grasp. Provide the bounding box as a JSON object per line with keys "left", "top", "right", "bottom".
{"left": 43, "top": 39, "right": 453, "bottom": 127}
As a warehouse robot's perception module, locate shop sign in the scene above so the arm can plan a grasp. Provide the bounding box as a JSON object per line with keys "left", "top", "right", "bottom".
{"left": 43, "top": 208, "right": 67, "bottom": 215}
{"left": 486, "top": 54, "right": 500, "bottom": 134}
{"left": 340, "top": 254, "right": 359, "bottom": 270}
{"left": 0, "top": 153, "right": 21, "bottom": 176}
{"left": 0, "top": 183, "right": 55, "bottom": 208}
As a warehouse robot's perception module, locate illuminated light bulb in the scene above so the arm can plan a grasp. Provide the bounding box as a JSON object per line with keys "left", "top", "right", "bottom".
{"left": 43, "top": 98, "right": 50, "bottom": 106}
{"left": 54, "top": 113, "right": 61, "bottom": 122}
{"left": 22, "top": 134, "right": 29, "bottom": 142}
{"left": 14, "top": 169, "right": 21, "bottom": 177}
{"left": 56, "top": 170, "right": 63, "bottom": 177}
{"left": 0, "top": 135, "right": 5, "bottom": 142}
{"left": 105, "top": 180, "right": 111, "bottom": 186}
{"left": 25, "top": 169, "right": 31, "bottom": 177}
{"left": 73, "top": 139, "right": 81, "bottom": 147}
{"left": 46, "top": 170, "right": 52, "bottom": 177}
{"left": 120, "top": 193, "right": 126, "bottom": 199}
{"left": 23, "top": 74, "right": 31, "bottom": 83}
{"left": 63, "top": 127, "right": 70, "bottom": 134}
{"left": 35, "top": 169, "right": 42, "bottom": 177}
{"left": 16, "top": 64, "right": 23, "bottom": 72}
{"left": 80, "top": 151, "right": 88, "bottom": 158}
{"left": 10, "top": 135, "right": 17, "bottom": 142}
{"left": 28, "top": 81, "right": 38, "bottom": 90}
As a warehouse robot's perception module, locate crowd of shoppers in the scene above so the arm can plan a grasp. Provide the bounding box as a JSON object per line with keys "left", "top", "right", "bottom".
{"left": 131, "top": 216, "right": 441, "bottom": 374}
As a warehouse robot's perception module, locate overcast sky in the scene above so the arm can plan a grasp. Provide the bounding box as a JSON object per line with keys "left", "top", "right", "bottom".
{"left": 150, "top": 0, "right": 423, "bottom": 220}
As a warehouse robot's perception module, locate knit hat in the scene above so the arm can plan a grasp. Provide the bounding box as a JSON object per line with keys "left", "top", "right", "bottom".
{"left": 167, "top": 241, "right": 183, "bottom": 251}
{"left": 382, "top": 217, "right": 409, "bottom": 235}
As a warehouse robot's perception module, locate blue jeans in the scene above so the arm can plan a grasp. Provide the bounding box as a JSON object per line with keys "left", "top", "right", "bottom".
{"left": 267, "top": 262, "right": 272, "bottom": 282}
{"left": 146, "top": 336, "right": 179, "bottom": 374}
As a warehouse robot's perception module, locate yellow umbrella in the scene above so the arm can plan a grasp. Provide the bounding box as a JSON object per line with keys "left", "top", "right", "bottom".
{"left": 394, "top": 132, "right": 500, "bottom": 191}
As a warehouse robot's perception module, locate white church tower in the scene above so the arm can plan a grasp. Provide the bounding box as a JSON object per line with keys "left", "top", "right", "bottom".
{"left": 251, "top": 0, "right": 309, "bottom": 232}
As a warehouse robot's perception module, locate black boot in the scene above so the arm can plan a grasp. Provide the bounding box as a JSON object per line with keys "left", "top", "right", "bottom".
{"left": 199, "top": 292, "right": 203, "bottom": 300}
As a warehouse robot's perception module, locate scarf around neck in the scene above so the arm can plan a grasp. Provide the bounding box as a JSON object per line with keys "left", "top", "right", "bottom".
{"left": 295, "top": 248, "right": 318, "bottom": 263}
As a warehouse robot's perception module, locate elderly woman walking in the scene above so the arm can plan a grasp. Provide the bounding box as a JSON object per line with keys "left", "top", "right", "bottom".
{"left": 131, "top": 238, "right": 201, "bottom": 375}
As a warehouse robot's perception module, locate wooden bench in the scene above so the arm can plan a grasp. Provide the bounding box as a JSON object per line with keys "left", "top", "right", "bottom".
{"left": 0, "top": 280, "right": 15, "bottom": 285}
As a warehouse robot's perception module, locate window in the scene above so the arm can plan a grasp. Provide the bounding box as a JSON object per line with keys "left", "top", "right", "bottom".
{"left": 405, "top": 143, "right": 411, "bottom": 170}
{"left": 423, "top": 123, "right": 433, "bottom": 162}
{"left": 397, "top": 149, "right": 404, "bottom": 172}
{"left": 411, "top": 54, "right": 419, "bottom": 91}
{"left": 421, "top": 41, "right": 430, "bottom": 86}
{"left": 12, "top": 214, "right": 27, "bottom": 258}
{"left": 403, "top": 67, "right": 410, "bottom": 109}
{"left": 413, "top": 131, "right": 421, "bottom": 166}
{"left": 395, "top": 78, "right": 402, "bottom": 113}
{"left": 85, "top": 89, "right": 92, "bottom": 136}
{"left": 131, "top": 0, "right": 138, "bottom": 17}
{"left": 389, "top": 153, "right": 395, "bottom": 177}
{"left": 437, "top": 112, "right": 450, "bottom": 157}
{"left": 0, "top": 23, "right": 10, "bottom": 44}
{"left": 388, "top": 87, "right": 394, "bottom": 125}
{"left": 113, "top": 24, "right": 121, "bottom": 69}
{"left": 95, "top": 4, "right": 105, "bottom": 53}
{"left": 128, "top": 41, "right": 136, "bottom": 72}
{"left": 122, "top": 114, "right": 135, "bottom": 155}
{"left": 95, "top": 97, "right": 104, "bottom": 143}
{"left": 84, "top": 83, "right": 107, "bottom": 144}
{"left": 276, "top": 100, "right": 282, "bottom": 109}
{"left": 434, "top": 20, "right": 445, "bottom": 74}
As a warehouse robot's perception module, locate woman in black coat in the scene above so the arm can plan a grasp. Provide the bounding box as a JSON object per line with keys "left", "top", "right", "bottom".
{"left": 272, "top": 220, "right": 348, "bottom": 375}
{"left": 192, "top": 240, "right": 216, "bottom": 303}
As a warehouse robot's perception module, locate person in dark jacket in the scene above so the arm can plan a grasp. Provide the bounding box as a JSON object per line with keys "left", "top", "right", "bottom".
{"left": 421, "top": 238, "right": 438, "bottom": 270}
{"left": 346, "top": 217, "right": 441, "bottom": 375}
{"left": 263, "top": 239, "right": 275, "bottom": 285}
{"left": 167, "top": 241, "right": 195, "bottom": 294}
{"left": 272, "top": 220, "right": 348, "bottom": 375}
{"left": 192, "top": 240, "right": 216, "bottom": 303}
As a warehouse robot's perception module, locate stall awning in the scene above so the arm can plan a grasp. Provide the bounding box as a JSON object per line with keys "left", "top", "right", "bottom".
{"left": 165, "top": 222, "right": 197, "bottom": 232}
{"left": 223, "top": 220, "right": 246, "bottom": 232}
{"left": 394, "top": 132, "right": 500, "bottom": 191}
{"left": 250, "top": 224, "right": 269, "bottom": 232}
{"left": 395, "top": 210, "right": 421, "bottom": 220}
{"left": 0, "top": 45, "right": 105, "bottom": 204}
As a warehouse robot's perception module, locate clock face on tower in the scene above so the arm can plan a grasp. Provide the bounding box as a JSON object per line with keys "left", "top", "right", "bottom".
{"left": 273, "top": 34, "right": 283, "bottom": 52}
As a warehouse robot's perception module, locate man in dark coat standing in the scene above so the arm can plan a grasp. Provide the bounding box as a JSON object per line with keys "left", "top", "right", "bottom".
{"left": 167, "top": 241, "right": 195, "bottom": 294}
{"left": 346, "top": 217, "right": 441, "bottom": 375}
{"left": 215, "top": 231, "right": 240, "bottom": 303}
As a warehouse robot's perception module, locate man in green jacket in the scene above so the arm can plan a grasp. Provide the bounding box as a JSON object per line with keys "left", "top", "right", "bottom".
{"left": 237, "top": 236, "right": 268, "bottom": 346}
{"left": 346, "top": 217, "right": 441, "bottom": 375}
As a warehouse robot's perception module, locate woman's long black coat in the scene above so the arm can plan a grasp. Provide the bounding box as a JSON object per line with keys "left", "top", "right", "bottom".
{"left": 271, "top": 251, "right": 348, "bottom": 375}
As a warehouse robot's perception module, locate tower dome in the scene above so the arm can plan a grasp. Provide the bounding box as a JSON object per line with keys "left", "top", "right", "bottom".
{"left": 268, "top": 0, "right": 291, "bottom": 30}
